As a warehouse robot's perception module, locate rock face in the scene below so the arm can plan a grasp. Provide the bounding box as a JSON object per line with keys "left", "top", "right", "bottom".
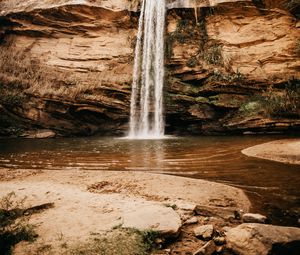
{"left": 226, "top": 223, "right": 300, "bottom": 255}
{"left": 0, "top": 0, "right": 299, "bottom": 136}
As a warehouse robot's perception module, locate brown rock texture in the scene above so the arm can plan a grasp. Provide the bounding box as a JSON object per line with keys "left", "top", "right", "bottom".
{"left": 0, "top": 0, "right": 299, "bottom": 136}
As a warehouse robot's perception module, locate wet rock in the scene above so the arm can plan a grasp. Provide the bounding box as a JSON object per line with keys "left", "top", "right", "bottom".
{"left": 122, "top": 203, "right": 182, "bottom": 238}
{"left": 24, "top": 130, "right": 56, "bottom": 139}
{"left": 184, "top": 216, "right": 198, "bottom": 225}
{"left": 193, "top": 240, "right": 217, "bottom": 255}
{"left": 194, "top": 224, "right": 214, "bottom": 239}
{"left": 226, "top": 223, "right": 300, "bottom": 255}
{"left": 242, "top": 213, "right": 267, "bottom": 223}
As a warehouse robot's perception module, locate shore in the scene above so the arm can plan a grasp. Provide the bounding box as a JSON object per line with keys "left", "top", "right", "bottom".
{"left": 242, "top": 139, "right": 300, "bottom": 165}
{"left": 0, "top": 168, "right": 251, "bottom": 254}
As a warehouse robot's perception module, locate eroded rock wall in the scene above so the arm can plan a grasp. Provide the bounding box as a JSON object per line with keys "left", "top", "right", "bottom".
{"left": 0, "top": 0, "right": 299, "bottom": 137}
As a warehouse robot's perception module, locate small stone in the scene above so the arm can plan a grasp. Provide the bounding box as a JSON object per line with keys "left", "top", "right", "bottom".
{"left": 193, "top": 240, "right": 216, "bottom": 255}
{"left": 242, "top": 213, "right": 267, "bottom": 223}
{"left": 194, "top": 224, "right": 214, "bottom": 239}
{"left": 213, "top": 236, "right": 226, "bottom": 245}
{"left": 184, "top": 216, "right": 198, "bottom": 225}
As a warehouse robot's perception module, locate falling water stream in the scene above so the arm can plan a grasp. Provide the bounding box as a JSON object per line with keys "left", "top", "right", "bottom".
{"left": 129, "top": 0, "right": 166, "bottom": 139}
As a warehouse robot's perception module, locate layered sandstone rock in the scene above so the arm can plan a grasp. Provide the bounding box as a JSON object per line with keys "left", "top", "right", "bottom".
{"left": 0, "top": 0, "right": 299, "bottom": 136}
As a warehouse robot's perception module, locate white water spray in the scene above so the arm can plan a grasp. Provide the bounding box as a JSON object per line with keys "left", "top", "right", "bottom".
{"left": 128, "top": 0, "right": 166, "bottom": 139}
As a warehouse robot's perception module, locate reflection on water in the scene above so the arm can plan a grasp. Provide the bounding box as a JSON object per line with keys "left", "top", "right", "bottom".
{"left": 0, "top": 135, "right": 299, "bottom": 225}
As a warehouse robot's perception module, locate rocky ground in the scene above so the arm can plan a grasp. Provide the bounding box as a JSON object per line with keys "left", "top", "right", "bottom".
{"left": 0, "top": 169, "right": 299, "bottom": 255}
{"left": 242, "top": 138, "right": 300, "bottom": 165}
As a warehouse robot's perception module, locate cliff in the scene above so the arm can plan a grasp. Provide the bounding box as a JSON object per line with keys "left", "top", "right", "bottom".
{"left": 0, "top": 0, "right": 299, "bottom": 137}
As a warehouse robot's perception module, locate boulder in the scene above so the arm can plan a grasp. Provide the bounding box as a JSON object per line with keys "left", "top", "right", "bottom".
{"left": 242, "top": 213, "right": 267, "bottom": 223}
{"left": 122, "top": 204, "right": 182, "bottom": 238}
{"left": 194, "top": 224, "right": 214, "bottom": 239}
{"left": 226, "top": 223, "right": 300, "bottom": 255}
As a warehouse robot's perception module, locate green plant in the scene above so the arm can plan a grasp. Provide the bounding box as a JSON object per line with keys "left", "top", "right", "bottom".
{"left": 186, "top": 56, "right": 198, "bottom": 68}
{"left": 239, "top": 101, "right": 263, "bottom": 116}
{"left": 141, "top": 230, "right": 161, "bottom": 250}
{"left": 263, "top": 80, "right": 300, "bottom": 117}
{"left": 238, "top": 79, "right": 300, "bottom": 118}
{"left": 285, "top": 0, "right": 300, "bottom": 18}
{"left": 0, "top": 85, "right": 26, "bottom": 107}
{"left": 0, "top": 192, "right": 37, "bottom": 255}
{"left": 208, "top": 69, "right": 244, "bottom": 83}
{"left": 285, "top": 0, "right": 300, "bottom": 10}
{"left": 204, "top": 43, "right": 223, "bottom": 65}
{"left": 166, "top": 19, "right": 196, "bottom": 59}
{"left": 164, "top": 203, "right": 177, "bottom": 210}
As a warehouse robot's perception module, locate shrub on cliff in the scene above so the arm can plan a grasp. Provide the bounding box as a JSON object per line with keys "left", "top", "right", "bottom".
{"left": 239, "top": 79, "right": 300, "bottom": 118}
{"left": 0, "top": 40, "right": 106, "bottom": 101}
{"left": 264, "top": 79, "right": 300, "bottom": 117}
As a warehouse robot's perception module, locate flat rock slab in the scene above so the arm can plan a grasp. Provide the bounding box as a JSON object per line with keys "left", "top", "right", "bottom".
{"left": 226, "top": 223, "right": 300, "bottom": 255}
{"left": 122, "top": 204, "right": 181, "bottom": 237}
{"left": 242, "top": 139, "right": 300, "bottom": 165}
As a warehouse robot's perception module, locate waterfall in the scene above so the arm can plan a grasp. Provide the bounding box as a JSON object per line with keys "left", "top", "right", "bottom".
{"left": 128, "top": 0, "right": 166, "bottom": 139}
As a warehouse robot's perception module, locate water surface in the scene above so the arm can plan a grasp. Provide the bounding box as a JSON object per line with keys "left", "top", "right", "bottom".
{"left": 0, "top": 135, "right": 299, "bottom": 225}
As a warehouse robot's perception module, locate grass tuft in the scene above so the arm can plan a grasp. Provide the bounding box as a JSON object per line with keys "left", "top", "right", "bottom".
{"left": 69, "top": 228, "right": 161, "bottom": 255}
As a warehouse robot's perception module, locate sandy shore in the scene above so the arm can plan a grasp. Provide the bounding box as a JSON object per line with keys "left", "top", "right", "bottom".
{"left": 0, "top": 169, "right": 251, "bottom": 254}
{"left": 242, "top": 139, "right": 300, "bottom": 165}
